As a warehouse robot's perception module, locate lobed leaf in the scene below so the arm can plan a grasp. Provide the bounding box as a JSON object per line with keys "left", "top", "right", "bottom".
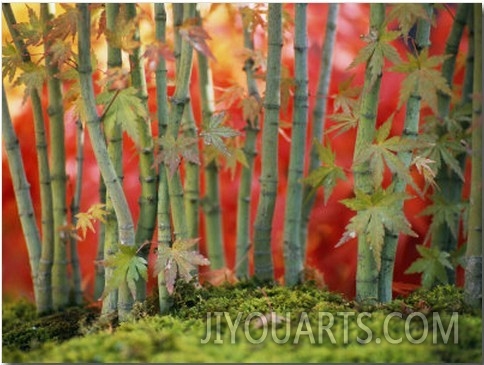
{"left": 154, "top": 238, "right": 210, "bottom": 294}
{"left": 405, "top": 245, "right": 453, "bottom": 289}
{"left": 387, "top": 4, "right": 433, "bottom": 40}
{"left": 200, "top": 112, "right": 241, "bottom": 156}
{"left": 179, "top": 21, "right": 216, "bottom": 61}
{"left": 97, "top": 86, "right": 149, "bottom": 146}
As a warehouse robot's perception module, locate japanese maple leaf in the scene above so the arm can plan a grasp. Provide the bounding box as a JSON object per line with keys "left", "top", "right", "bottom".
{"left": 143, "top": 41, "right": 175, "bottom": 72}
{"left": 179, "top": 21, "right": 216, "bottom": 61}
{"left": 154, "top": 238, "right": 210, "bottom": 295}
{"left": 338, "top": 187, "right": 417, "bottom": 271}
{"left": 387, "top": 4, "right": 433, "bottom": 41}
{"left": 200, "top": 112, "right": 241, "bottom": 156}
{"left": 405, "top": 245, "right": 453, "bottom": 289}
{"left": 391, "top": 49, "right": 452, "bottom": 114}
{"left": 96, "top": 86, "right": 149, "bottom": 146}
{"left": 155, "top": 135, "right": 200, "bottom": 178}
{"left": 303, "top": 140, "right": 346, "bottom": 205}
{"left": 349, "top": 27, "right": 401, "bottom": 83}
{"left": 103, "top": 245, "right": 148, "bottom": 300}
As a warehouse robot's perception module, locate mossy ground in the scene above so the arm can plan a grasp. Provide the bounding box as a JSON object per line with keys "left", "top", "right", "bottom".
{"left": 2, "top": 281, "right": 482, "bottom": 363}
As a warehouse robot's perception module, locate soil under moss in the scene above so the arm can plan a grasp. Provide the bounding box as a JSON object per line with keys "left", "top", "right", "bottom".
{"left": 2, "top": 281, "right": 482, "bottom": 363}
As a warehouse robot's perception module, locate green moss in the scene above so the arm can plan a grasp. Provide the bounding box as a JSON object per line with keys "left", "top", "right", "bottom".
{"left": 2, "top": 283, "right": 481, "bottom": 363}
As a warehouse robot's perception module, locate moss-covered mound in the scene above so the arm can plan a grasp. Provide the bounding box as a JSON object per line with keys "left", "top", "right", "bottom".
{"left": 2, "top": 282, "right": 482, "bottom": 363}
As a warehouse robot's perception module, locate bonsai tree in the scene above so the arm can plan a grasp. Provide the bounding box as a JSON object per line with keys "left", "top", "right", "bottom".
{"left": 2, "top": 3, "right": 481, "bottom": 321}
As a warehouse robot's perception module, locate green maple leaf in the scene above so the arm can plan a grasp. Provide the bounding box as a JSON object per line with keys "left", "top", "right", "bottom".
{"left": 405, "top": 245, "right": 453, "bottom": 289}
{"left": 391, "top": 49, "right": 452, "bottom": 114}
{"left": 104, "top": 5, "right": 140, "bottom": 54}
{"left": 97, "top": 87, "right": 148, "bottom": 146}
{"left": 355, "top": 116, "right": 423, "bottom": 192}
{"left": 224, "top": 145, "right": 249, "bottom": 180}
{"left": 47, "top": 39, "right": 75, "bottom": 67}
{"left": 326, "top": 110, "right": 359, "bottom": 136}
{"left": 46, "top": 4, "right": 78, "bottom": 43}
{"left": 156, "top": 135, "right": 200, "bottom": 178}
{"left": 387, "top": 4, "right": 433, "bottom": 40}
{"left": 303, "top": 140, "right": 346, "bottom": 205}
{"left": 331, "top": 76, "right": 362, "bottom": 114}
{"left": 349, "top": 27, "right": 401, "bottom": 83}
{"left": 419, "top": 132, "right": 466, "bottom": 180}
{"left": 103, "top": 245, "right": 148, "bottom": 300}
{"left": 13, "top": 5, "right": 42, "bottom": 46}
{"left": 2, "top": 42, "right": 23, "bottom": 83}
{"left": 154, "top": 238, "right": 210, "bottom": 295}
{"left": 338, "top": 186, "right": 417, "bottom": 271}
{"left": 200, "top": 112, "right": 240, "bottom": 156}
{"left": 13, "top": 62, "right": 47, "bottom": 103}
{"left": 419, "top": 193, "right": 465, "bottom": 243}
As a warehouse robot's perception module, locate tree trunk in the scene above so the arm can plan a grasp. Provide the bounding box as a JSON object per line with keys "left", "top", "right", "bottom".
{"left": 283, "top": 3, "right": 309, "bottom": 286}
{"left": 253, "top": 4, "right": 282, "bottom": 281}
{"left": 464, "top": 4, "right": 482, "bottom": 308}
{"left": 353, "top": 4, "right": 385, "bottom": 303}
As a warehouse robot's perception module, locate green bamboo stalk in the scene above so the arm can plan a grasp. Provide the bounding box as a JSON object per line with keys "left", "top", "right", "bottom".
{"left": 464, "top": 4, "right": 482, "bottom": 308}
{"left": 430, "top": 4, "right": 470, "bottom": 286}
{"left": 299, "top": 3, "right": 339, "bottom": 263}
{"left": 124, "top": 4, "right": 158, "bottom": 302}
{"left": 76, "top": 1, "right": 135, "bottom": 263}
{"left": 155, "top": 3, "right": 173, "bottom": 314}
{"left": 353, "top": 4, "right": 385, "bottom": 303}
{"left": 283, "top": 3, "right": 309, "bottom": 286}
{"left": 172, "top": 4, "right": 184, "bottom": 70}
{"left": 197, "top": 12, "right": 225, "bottom": 270}
{"left": 235, "top": 24, "right": 261, "bottom": 279}
{"left": 40, "top": 3, "right": 70, "bottom": 310}
{"left": 170, "top": 4, "right": 200, "bottom": 243}
{"left": 253, "top": 3, "right": 282, "bottom": 281}
{"left": 164, "top": 3, "right": 196, "bottom": 242}
{"left": 2, "top": 3, "right": 54, "bottom": 313}
{"left": 94, "top": 175, "right": 106, "bottom": 300}
{"left": 437, "top": 4, "right": 469, "bottom": 114}
{"left": 102, "top": 3, "right": 123, "bottom": 316}
{"left": 3, "top": 83, "right": 43, "bottom": 310}
{"left": 378, "top": 4, "right": 433, "bottom": 303}
{"left": 69, "top": 119, "right": 84, "bottom": 305}
{"left": 182, "top": 104, "right": 200, "bottom": 240}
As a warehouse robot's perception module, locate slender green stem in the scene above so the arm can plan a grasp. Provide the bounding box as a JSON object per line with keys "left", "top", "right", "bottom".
{"left": 69, "top": 119, "right": 85, "bottom": 305}
{"left": 76, "top": 4, "right": 135, "bottom": 250}
{"left": 124, "top": 4, "right": 157, "bottom": 302}
{"left": 300, "top": 3, "right": 339, "bottom": 261}
{"left": 154, "top": 3, "right": 172, "bottom": 314}
{"left": 182, "top": 104, "right": 200, "bottom": 240}
{"left": 41, "top": 3, "right": 70, "bottom": 310}
{"left": 464, "top": 4, "right": 482, "bottom": 308}
{"left": 165, "top": 3, "right": 196, "bottom": 242}
{"left": 431, "top": 4, "right": 470, "bottom": 286}
{"left": 437, "top": 4, "right": 469, "bottom": 116}
{"left": 94, "top": 175, "right": 106, "bottom": 300}
{"left": 197, "top": 11, "right": 225, "bottom": 270}
{"left": 236, "top": 24, "right": 261, "bottom": 279}
{"left": 283, "top": 3, "right": 309, "bottom": 286}
{"left": 253, "top": 3, "right": 282, "bottom": 281}
{"left": 378, "top": 4, "right": 433, "bottom": 303}
{"left": 102, "top": 3, "right": 123, "bottom": 316}
{"left": 3, "top": 3, "right": 54, "bottom": 313}
{"left": 353, "top": 4, "right": 385, "bottom": 304}
{"left": 2, "top": 83, "right": 42, "bottom": 311}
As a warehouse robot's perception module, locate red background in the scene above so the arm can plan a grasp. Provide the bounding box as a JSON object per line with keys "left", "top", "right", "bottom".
{"left": 2, "top": 4, "right": 468, "bottom": 303}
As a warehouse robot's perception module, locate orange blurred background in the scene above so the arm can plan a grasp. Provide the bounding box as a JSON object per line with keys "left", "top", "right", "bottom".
{"left": 2, "top": 4, "right": 468, "bottom": 303}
